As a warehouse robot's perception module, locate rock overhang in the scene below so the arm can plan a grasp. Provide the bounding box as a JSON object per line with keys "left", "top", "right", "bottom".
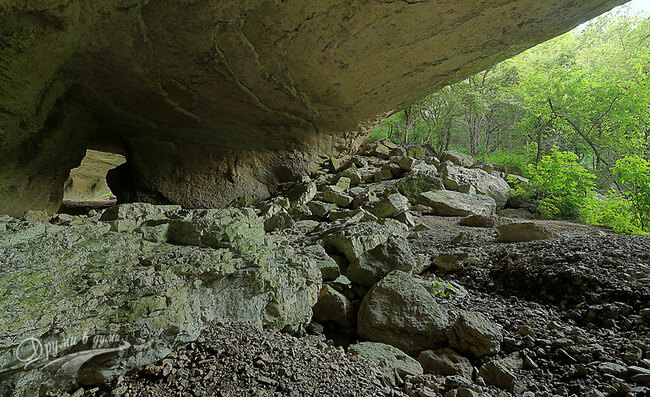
{"left": 0, "top": 0, "right": 626, "bottom": 216}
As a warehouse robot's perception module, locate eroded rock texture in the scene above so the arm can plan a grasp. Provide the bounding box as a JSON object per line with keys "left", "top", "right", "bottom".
{"left": 0, "top": 0, "right": 624, "bottom": 216}
{"left": 64, "top": 150, "right": 125, "bottom": 201}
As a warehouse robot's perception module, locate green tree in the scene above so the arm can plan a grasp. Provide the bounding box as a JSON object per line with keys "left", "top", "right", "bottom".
{"left": 514, "top": 150, "right": 596, "bottom": 218}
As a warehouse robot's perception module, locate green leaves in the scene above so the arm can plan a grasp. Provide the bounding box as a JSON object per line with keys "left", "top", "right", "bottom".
{"left": 516, "top": 150, "right": 596, "bottom": 218}
{"left": 612, "top": 155, "right": 650, "bottom": 231}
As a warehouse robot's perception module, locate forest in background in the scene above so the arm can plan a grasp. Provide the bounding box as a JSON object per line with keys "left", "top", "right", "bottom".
{"left": 368, "top": 8, "right": 650, "bottom": 234}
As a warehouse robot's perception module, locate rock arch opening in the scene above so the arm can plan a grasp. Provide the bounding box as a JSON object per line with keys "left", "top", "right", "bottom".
{"left": 58, "top": 149, "right": 126, "bottom": 215}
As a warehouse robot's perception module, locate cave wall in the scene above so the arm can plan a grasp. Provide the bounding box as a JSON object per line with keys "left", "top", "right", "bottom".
{"left": 0, "top": 0, "right": 626, "bottom": 217}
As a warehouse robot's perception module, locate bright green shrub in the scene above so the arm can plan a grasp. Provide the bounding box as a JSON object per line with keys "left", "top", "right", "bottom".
{"left": 580, "top": 192, "right": 643, "bottom": 234}
{"left": 515, "top": 150, "right": 596, "bottom": 218}
{"left": 612, "top": 155, "right": 650, "bottom": 231}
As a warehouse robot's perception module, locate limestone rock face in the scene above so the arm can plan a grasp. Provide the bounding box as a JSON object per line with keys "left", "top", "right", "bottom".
{"left": 0, "top": 0, "right": 624, "bottom": 216}
{"left": 0, "top": 207, "right": 321, "bottom": 396}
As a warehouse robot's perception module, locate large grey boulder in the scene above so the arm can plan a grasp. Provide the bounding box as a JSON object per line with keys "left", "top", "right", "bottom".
{"left": 346, "top": 235, "right": 416, "bottom": 287}
{"left": 286, "top": 181, "right": 317, "bottom": 206}
{"left": 459, "top": 214, "right": 513, "bottom": 228}
{"left": 301, "top": 244, "right": 340, "bottom": 281}
{"left": 368, "top": 193, "right": 410, "bottom": 218}
{"left": 357, "top": 271, "right": 449, "bottom": 355}
{"left": 417, "top": 190, "right": 496, "bottom": 217}
{"left": 100, "top": 202, "right": 181, "bottom": 222}
{"left": 440, "top": 165, "right": 511, "bottom": 209}
{"left": 497, "top": 222, "right": 558, "bottom": 242}
{"left": 0, "top": 208, "right": 321, "bottom": 397}
{"left": 447, "top": 311, "right": 503, "bottom": 358}
{"left": 479, "top": 354, "right": 525, "bottom": 393}
{"left": 417, "top": 348, "right": 473, "bottom": 379}
{"left": 312, "top": 285, "right": 355, "bottom": 329}
{"left": 398, "top": 168, "right": 445, "bottom": 203}
{"left": 349, "top": 342, "right": 423, "bottom": 385}
{"left": 322, "top": 219, "right": 408, "bottom": 263}
{"left": 100, "top": 202, "right": 182, "bottom": 232}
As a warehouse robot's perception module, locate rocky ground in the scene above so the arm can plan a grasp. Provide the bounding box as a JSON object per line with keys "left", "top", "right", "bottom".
{"left": 80, "top": 322, "right": 402, "bottom": 397}
{"left": 2, "top": 140, "right": 649, "bottom": 397}
{"left": 75, "top": 225, "right": 649, "bottom": 397}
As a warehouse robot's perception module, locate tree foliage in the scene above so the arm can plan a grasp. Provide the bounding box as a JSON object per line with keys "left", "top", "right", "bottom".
{"left": 515, "top": 150, "right": 596, "bottom": 219}
{"left": 368, "top": 6, "right": 650, "bottom": 234}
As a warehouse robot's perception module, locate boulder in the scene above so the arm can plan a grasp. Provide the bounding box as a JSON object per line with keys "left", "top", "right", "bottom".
{"left": 417, "top": 348, "right": 473, "bottom": 379}
{"left": 496, "top": 209, "right": 535, "bottom": 219}
{"left": 434, "top": 252, "right": 469, "bottom": 272}
{"left": 478, "top": 354, "right": 525, "bottom": 393}
{"left": 440, "top": 151, "right": 474, "bottom": 167}
{"left": 337, "top": 167, "right": 363, "bottom": 186}
{"left": 368, "top": 193, "right": 410, "bottom": 218}
{"left": 497, "top": 222, "right": 558, "bottom": 242}
{"left": 398, "top": 157, "right": 418, "bottom": 172}
{"left": 101, "top": 202, "right": 183, "bottom": 232}
{"left": 382, "top": 163, "right": 403, "bottom": 178}
{"left": 374, "top": 168, "right": 393, "bottom": 182}
{"left": 357, "top": 271, "right": 449, "bottom": 355}
{"left": 328, "top": 156, "right": 351, "bottom": 172}
{"left": 166, "top": 208, "right": 265, "bottom": 254}
{"left": 349, "top": 342, "right": 423, "bottom": 385}
{"left": 323, "top": 190, "right": 354, "bottom": 208}
{"left": 347, "top": 235, "right": 416, "bottom": 287}
{"left": 308, "top": 200, "right": 337, "bottom": 219}
{"left": 100, "top": 202, "right": 181, "bottom": 222}
{"left": 417, "top": 191, "right": 496, "bottom": 217}
{"left": 323, "top": 219, "right": 408, "bottom": 263}
{"left": 407, "top": 147, "right": 427, "bottom": 160}
{"left": 394, "top": 211, "right": 417, "bottom": 228}
{"left": 312, "top": 285, "right": 355, "bottom": 329}
{"left": 286, "top": 181, "right": 317, "bottom": 206}
{"left": 301, "top": 244, "right": 340, "bottom": 281}
{"left": 263, "top": 210, "right": 295, "bottom": 232}
{"left": 459, "top": 215, "right": 513, "bottom": 228}
{"left": 440, "top": 165, "right": 510, "bottom": 209}
{"left": 398, "top": 171, "right": 445, "bottom": 202}
{"left": 22, "top": 210, "right": 50, "bottom": 223}
{"left": 447, "top": 311, "right": 503, "bottom": 358}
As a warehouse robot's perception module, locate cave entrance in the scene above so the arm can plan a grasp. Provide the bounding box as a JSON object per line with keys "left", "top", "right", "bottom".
{"left": 58, "top": 149, "right": 126, "bottom": 215}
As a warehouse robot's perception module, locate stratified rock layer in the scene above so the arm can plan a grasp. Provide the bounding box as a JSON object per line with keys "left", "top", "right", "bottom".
{"left": 0, "top": 207, "right": 321, "bottom": 396}
{"left": 0, "top": 0, "right": 623, "bottom": 216}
